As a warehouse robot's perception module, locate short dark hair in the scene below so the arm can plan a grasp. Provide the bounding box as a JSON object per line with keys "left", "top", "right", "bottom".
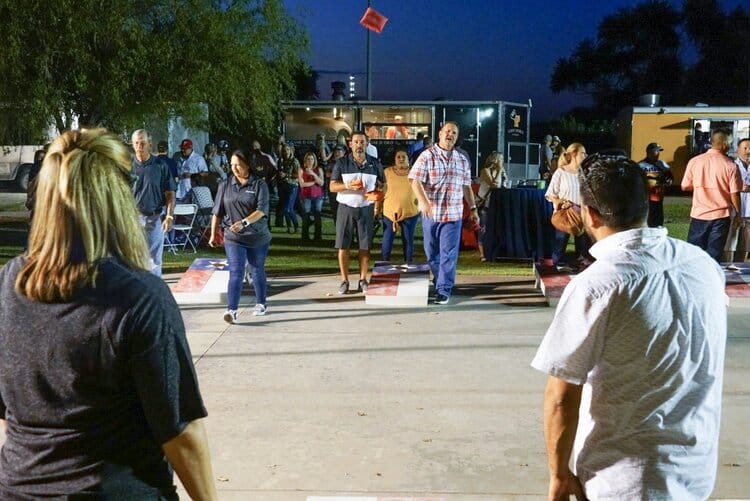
{"left": 351, "top": 130, "right": 369, "bottom": 141}
{"left": 579, "top": 154, "right": 648, "bottom": 229}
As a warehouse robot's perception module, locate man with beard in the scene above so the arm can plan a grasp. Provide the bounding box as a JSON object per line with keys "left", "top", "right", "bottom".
{"left": 329, "top": 131, "right": 384, "bottom": 294}
{"left": 409, "top": 121, "right": 478, "bottom": 305}
{"left": 532, "top": 154, "right": 727, "bottom": 500}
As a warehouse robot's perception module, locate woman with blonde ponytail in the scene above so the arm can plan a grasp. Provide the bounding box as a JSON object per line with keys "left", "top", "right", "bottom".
{"left": 0, "top": 129, "right": 217, "bottom": 500}
{"left": 545, "top": 142, "right": 593, "bottom": 271}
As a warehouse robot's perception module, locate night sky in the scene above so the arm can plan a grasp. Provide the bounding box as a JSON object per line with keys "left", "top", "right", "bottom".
{"left": 283, "top": 0, "right": 744, "bottom": 120}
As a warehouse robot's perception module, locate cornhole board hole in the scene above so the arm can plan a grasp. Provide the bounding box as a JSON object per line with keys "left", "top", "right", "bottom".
{"left": 366, "top": 261, "right": 430, "bottom": 307}
{"left": 170, "top": 258, "right": 233, "bottom": 305}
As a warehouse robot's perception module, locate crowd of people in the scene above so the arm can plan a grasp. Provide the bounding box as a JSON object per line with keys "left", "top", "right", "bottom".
{"left": 3, "top": 120, "right": 744, "bottom": 499}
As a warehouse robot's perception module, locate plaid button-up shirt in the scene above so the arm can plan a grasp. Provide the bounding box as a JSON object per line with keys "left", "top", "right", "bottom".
{"left": 409, "top": 145, "right": 472, "bottom": 222}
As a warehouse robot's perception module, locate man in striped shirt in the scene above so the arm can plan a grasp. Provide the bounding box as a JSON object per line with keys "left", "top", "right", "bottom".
{"left": 410, "top": 122, "right": 479, "bottom": 305}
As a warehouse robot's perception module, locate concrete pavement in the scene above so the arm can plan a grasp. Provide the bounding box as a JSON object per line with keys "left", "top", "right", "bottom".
{"left": 174, "top": 272, "right": 750, "bottom": 500}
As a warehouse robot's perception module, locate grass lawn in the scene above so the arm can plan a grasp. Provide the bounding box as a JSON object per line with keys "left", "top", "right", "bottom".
{"left": 1, "top": 196, "right": 695, "bottom": 276}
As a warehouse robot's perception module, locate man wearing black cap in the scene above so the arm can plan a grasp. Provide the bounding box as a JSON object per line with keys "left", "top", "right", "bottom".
{"left": 638, "top": 142, "right": 673, "bottom": 227}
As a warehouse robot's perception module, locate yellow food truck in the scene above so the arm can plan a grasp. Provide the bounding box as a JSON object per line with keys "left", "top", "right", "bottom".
{"left": 617, "top": 105, "right": 750, "bottom": 183}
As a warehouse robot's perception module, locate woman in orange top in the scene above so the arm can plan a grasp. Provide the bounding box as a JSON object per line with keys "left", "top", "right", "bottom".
{"left": 380, "top": 149, "right": 420, "bottom": 262}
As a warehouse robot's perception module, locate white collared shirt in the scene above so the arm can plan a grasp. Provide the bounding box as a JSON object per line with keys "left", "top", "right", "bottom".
{"left": 532, "top": 227, "right": 726, "bottom": 499}
{"left": 176, "top": 151, "right": 208, "bottom": 200}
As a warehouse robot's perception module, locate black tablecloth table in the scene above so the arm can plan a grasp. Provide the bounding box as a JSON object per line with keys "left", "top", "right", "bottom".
{"left": 483, "top": 187, "right": 555, "bottom": 260}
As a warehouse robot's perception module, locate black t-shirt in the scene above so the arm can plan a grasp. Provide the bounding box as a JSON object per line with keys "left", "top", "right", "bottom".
{"left": 132, "top": 155, "right": 177, "bottom": 216}
{"left": 0, "top": 257, "right": 206, "bottom": 498}
{"left": 212, "top": 175, "right": 272, "bottom": 248}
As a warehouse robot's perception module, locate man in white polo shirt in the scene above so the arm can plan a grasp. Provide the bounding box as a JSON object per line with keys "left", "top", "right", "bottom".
{"left": 532, "top": 154, "right": 727, "bottom": 499}
{"left": 329, "top": 131, "right": 384, "bottom": 294}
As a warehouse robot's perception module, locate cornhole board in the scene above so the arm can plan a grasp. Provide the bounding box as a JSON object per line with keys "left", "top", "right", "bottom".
{"left": 366, "top": 261, "right": 430, "bottom": 307}
{"left": 536, "top": 261, "right": 750, "bottom": 308}
{"left": 170, "top": 258, "right": 233, "bottom": 305}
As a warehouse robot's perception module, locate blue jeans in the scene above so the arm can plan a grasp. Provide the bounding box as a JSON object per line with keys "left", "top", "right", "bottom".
{"left": 140, "top": 214, "right": 164, "bottom": 277}
{"left": 381, "top": 214, "right": 419, "bottom": 262}
{"left": 421, "top": 217, "right": 462, "bottom": 297}
{"left": 687, "top": 217, "right": 730, "bottom": 263}
{"left": 224, "top": 241, "right": 270, "bottom": 310}
{"left": 301, "top": 197, "right": 323, "bottom": 240}
{"left": 279, "top": 183, "right": 299, "bottom": 229}
{"left": 552, "top": 230, "right": 592, "bottom": 265}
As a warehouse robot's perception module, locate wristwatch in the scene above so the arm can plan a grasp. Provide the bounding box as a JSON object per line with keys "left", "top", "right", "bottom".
{"left": 470, "top": 205, "right": 477, "bottom": 211}
{"left": 241, "top": 219, "right": 250, "bottom": 227}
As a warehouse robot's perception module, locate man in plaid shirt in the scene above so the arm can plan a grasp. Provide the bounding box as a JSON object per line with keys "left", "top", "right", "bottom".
{"left": 410, "top": 121, "right": 479, "bottom": 304}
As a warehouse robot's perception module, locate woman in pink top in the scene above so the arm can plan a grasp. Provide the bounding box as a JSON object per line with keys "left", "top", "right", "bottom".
{"left": 298, "top": 151, "right": 325, "bottom": 242}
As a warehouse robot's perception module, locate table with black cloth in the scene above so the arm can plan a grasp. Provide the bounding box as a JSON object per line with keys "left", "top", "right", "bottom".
{"left": 482, "top": 187, "right": 555, "bottom": 260}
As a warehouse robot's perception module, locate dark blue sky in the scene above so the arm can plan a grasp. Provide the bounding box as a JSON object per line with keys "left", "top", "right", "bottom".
{"left": 283, "top": 0, "right": 744, "bottom": 120}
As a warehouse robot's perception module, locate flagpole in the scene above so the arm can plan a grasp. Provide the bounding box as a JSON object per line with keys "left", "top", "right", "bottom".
{"left": 366, "top": 0, "right": 372, "bottom": 100}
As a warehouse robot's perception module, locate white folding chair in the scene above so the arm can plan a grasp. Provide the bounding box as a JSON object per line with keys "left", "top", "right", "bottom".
{"left": 165, "top": 204, "right": 198, "bottom": 253}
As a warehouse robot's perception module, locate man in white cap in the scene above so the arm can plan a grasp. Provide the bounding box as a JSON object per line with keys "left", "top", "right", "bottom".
{"left": 638, "top": 142, "right": 672, "bottom": 227}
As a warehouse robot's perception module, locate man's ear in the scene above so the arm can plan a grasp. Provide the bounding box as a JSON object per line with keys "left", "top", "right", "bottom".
{"left": 583, "top": 204, "right": 603, "bottom": 228}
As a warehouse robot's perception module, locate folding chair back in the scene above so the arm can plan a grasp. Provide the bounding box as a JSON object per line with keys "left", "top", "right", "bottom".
{"left": 165, "top": 203, "right": 198, "bottom": 253}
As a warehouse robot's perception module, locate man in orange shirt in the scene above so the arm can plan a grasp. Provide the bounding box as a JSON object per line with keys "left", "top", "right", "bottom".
{"left": 681, "top": 129, "right": 743, "bottom": 262}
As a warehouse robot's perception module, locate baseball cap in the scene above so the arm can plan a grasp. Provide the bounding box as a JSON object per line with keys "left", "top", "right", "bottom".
{"left": 157, "top": 141, "right": 168, "bottom": 152}
{"left": 552, "top": 135, "right": 561, "bottom": 142}
{"left": 333, "top": 144, "right": 347, "bottom": 152}
{"left": 646, "top": 142, "right": 663, "bottom": 152}
{"left": 180, "top": 139, "right": 193, "bottom": 150}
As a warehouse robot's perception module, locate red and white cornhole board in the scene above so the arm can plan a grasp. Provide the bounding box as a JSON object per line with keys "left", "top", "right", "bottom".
{"left": 169, "top": 258, "right": 238, "bottom": 305}
{"left": 366, "top": 262, "right": 430, "bottom": 307}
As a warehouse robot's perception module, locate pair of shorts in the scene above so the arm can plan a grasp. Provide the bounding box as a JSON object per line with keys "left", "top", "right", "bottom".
{"left": 335, "top": 204, "right": 374, "bottom": 250}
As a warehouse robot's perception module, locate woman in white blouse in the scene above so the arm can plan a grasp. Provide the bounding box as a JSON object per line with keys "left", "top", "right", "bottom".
{"left": 545, "top": 143, "right": 593, "bottom": 270}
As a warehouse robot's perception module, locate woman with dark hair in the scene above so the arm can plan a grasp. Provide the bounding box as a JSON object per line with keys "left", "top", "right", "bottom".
{"left": 380, "top": 149, "right": 419, "bottom": 262}
{"left": 0, "top": 129, "right": 216, "bottom": 500}
{"left": 210, "top": 148, "right": 272, "bottom": 321}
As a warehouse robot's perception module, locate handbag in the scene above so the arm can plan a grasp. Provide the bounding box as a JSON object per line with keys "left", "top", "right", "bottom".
{"left": 551, "top": 205, "right": 584, "bottom": 236}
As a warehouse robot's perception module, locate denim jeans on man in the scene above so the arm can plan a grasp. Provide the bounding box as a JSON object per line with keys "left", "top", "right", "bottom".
{"left": 224, "top": 241, "right": 270, "bottom": 310}
{"left": 687, "top": 217, "right": 730, "bottom": 262}
{"left": 381, "top": 214, "right": 419, "bottom": 262}
{"left": 422, "top": 216, "right": 462, "bottom": 297}
{"left": 140, "top": 214, "right": 164, "bottom": 277}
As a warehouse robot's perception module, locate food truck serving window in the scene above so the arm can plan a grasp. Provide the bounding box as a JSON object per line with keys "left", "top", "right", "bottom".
{"left": 284, "top": 107, "right": 355, "bottom": 141}
{"left": 361, "top": 107, "right": 431, "bottom": 140}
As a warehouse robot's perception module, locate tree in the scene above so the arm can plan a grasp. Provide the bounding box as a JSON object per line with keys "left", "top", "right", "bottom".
{"left": 550, "top": 1, "right": 684, "bottom": 114}
{"left": 683, "top": 0, "right": 750, "bottom": 105}
{"left": 0, "top": 0, "right": 309, "bottom": 141}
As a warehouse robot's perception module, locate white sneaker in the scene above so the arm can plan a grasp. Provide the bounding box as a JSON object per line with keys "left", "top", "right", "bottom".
{"left": 223, "top": 309, "right": 238, "bottom": 324}
{"left": 253, "top": 304, "right": 267, "bottom": 316}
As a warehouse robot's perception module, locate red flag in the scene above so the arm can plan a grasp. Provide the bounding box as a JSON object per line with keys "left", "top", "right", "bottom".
{"left": 360, "top": 7, "right": 388, "bottom": 33}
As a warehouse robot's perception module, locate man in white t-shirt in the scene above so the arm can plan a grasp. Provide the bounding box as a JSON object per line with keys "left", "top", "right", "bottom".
{"left": 532, "top": 154, "right": 727, "bottom": 499}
